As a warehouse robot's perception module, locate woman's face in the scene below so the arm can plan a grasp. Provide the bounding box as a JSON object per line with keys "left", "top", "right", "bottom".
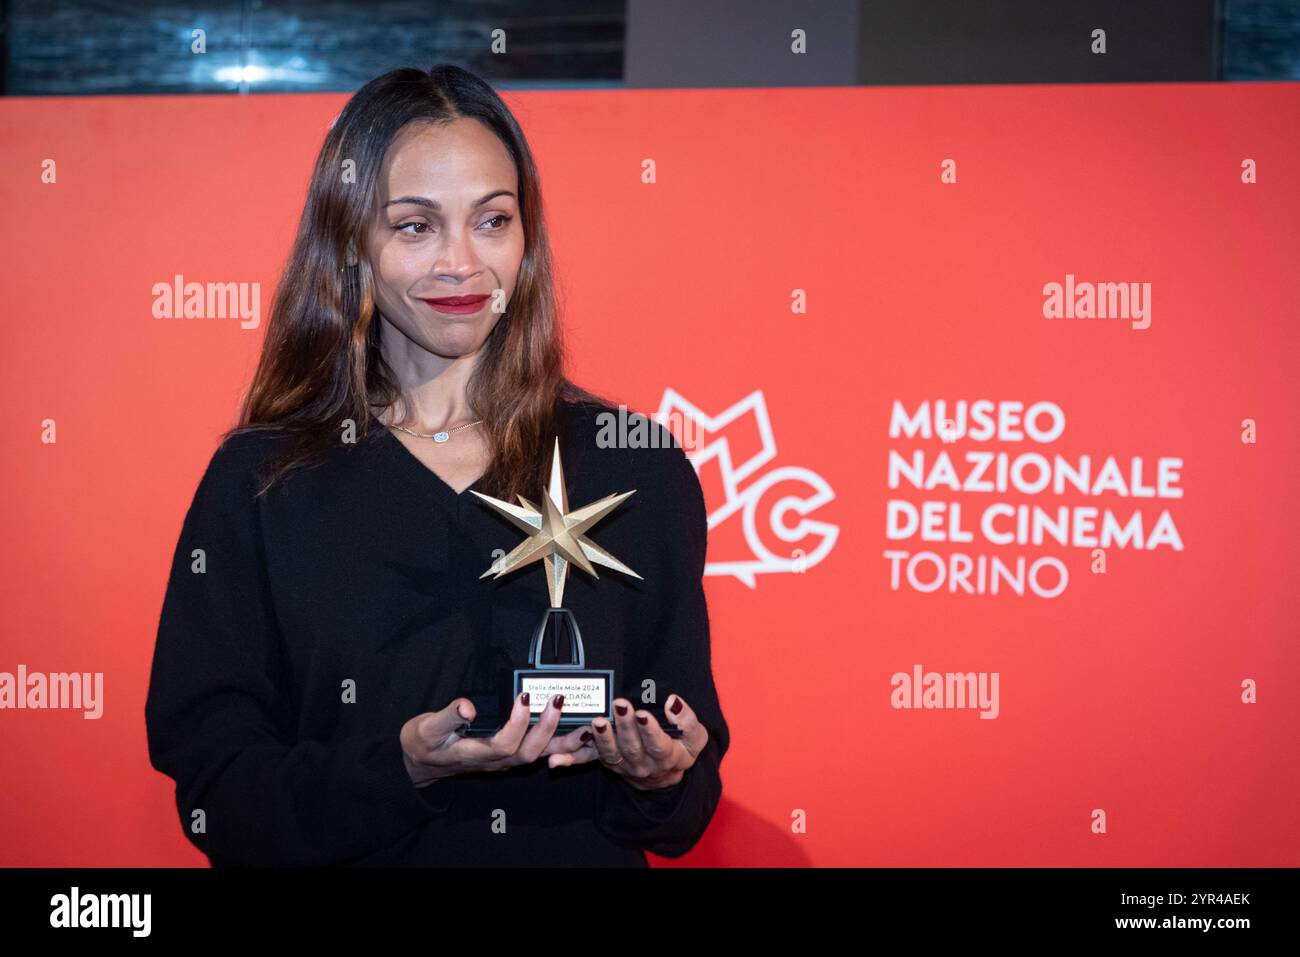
{"left": 364, "top": 117, "right": 524, "bottom": 360}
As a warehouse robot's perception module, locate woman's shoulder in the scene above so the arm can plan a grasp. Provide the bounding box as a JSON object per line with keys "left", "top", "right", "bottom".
{"left": 563, "top": 394, "right": 685, "bottom": 449}
{"left": 560, "top": 396, "right": 697, "bottom": 493}
{"left": 560, "top": 397, "right": 708, "bottom": 568}
{"left": 191, "top": 424, "right": 297, "bottom": 503}
{"left": 208, "top": 424, "right": 292, "bottom": 471}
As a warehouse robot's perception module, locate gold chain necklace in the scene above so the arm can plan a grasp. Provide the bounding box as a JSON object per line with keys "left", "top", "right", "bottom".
{"left": 389, "top": 419, "right": 483, "bottom": 444}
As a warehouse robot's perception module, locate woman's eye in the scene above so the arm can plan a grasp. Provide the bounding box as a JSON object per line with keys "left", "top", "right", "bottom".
{"left": 394, "top": 215, "right": 511, "bottom": 235}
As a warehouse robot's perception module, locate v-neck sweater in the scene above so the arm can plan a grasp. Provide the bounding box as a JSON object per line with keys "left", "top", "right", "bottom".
{"left": 144, "top": 399, "right": 728, "bottom": 867}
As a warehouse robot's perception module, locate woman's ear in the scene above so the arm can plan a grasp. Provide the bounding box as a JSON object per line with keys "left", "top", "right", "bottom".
{"left": 344, "top": 244, "right": 359, "bottom": 267}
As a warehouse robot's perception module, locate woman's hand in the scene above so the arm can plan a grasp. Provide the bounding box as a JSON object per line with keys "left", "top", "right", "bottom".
{"left": 400, "top": 691, "right": 591, "bottom": 787}
{"left": 545, "top": 694, "right": 708, "bottom": 791}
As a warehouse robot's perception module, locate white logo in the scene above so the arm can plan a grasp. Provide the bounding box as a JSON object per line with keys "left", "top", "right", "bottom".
{"left": 49, "top": 886, "right": 151, "bottom": 936}
{"left": 654, "top": 389, "right": 838, "bottom": 588}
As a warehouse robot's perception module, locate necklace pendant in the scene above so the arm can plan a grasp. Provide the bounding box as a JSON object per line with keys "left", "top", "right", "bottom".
{"left": 432, "top": 430, "right": 451, "bottom": 443}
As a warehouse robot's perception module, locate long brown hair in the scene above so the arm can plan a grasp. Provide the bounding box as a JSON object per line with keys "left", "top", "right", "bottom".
{"left": 227, "top": 63, "right": 611, "bottom": 500}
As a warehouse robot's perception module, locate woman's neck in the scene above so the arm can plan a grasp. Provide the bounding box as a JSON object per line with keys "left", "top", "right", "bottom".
{"left": 375, "top": 316, "right": 481, "bottom": 430}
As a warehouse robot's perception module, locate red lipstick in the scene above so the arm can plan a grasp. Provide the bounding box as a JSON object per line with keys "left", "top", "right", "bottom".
{"left": 419, "top": 294, "right": 490, "bottom": 315}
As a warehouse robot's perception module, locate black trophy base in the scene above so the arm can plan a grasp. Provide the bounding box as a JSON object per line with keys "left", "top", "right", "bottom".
{"left": 455, "top": 608, "right": 682, "bottom": 737}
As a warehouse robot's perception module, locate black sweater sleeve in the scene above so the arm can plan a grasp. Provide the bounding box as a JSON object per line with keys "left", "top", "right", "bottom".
{"left": 593, "top": 442, "right": 730, "bottom": 858}
{"left": 144, "top": 435, "right": 443, "bottom": 867}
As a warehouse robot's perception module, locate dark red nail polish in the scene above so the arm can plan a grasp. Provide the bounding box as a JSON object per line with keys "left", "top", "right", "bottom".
{"left": 553, "top": 694, "right": 565, "bottom": 709}
{"left": 670, "top": 696, "right": 683, "bottom": 714}
{"left": 637, "top": 714, "right": 648, "bottom": 725}
{"left": 615, "top": 703, "right": 628, "bottom": 716}
{"left": 580, "top": 730, "right": 593, "bottom": 743}
{"left": 520, "top": 691, "right": 529, "bottom": 705}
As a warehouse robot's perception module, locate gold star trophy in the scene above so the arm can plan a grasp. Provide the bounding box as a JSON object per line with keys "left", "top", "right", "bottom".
{"left": 468, "top": 437, "right": 645, "bottom": 731}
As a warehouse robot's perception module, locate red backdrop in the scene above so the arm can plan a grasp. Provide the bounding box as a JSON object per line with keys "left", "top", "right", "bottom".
{"left": 1, "top": 82, "right": 1297, "bottom": 866}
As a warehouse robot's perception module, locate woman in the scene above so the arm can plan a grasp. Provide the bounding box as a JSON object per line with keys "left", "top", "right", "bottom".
{"left": 144, "top": 64, "right": 729, "bottom": 867}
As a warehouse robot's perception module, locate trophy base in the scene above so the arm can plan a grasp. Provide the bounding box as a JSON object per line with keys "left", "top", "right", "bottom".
{"left": 453, "top": 607, "right": 683, "bottom": 738}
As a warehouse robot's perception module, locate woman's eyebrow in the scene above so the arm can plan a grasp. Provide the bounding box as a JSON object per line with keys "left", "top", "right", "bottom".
{"left": 383, "top": 190, "right": 515, "bottom": 210}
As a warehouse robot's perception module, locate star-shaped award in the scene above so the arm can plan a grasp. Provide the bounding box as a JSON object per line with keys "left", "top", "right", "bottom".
{"left": 462, "top": 437, "right": 681, "bottom": 736}
{"left": 470, "top": 437, "right": 642, "bottom": 608}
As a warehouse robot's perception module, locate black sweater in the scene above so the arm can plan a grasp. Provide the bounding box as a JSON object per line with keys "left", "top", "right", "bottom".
{"left": 144, "top": 399, "right": 729, "bottom": 867}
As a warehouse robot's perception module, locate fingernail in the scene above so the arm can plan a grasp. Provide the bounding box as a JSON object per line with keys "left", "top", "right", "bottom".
{"left": 553, "top": 694, "right": 565, "bottom": 709}
{"left": 670, "top": 696, "right": 683, "bottom": 715}
{"left": 520, "top": 691, "right": 529, "bottom": 705}
{"left": 580, "top": 730, "right": 593, "bottom": 743}
{"left": 597, "top": 720, "right": 611, "bottom": 733}
{"left": 615, "top": 703, "right": 628, "bottom": 716}
{"left": 636, "top": 714, "right": 648, "bottom": 725}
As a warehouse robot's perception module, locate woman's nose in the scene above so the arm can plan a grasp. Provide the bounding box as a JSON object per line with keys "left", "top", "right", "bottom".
{"left": 433, "top": 227, "right": 481, "bottom": 276}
